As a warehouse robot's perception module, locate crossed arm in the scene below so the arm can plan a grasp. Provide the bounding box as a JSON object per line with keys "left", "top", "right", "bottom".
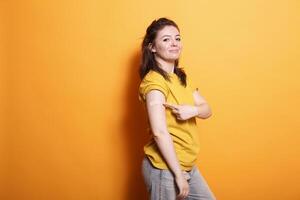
{"left": 163, "top": 89, "right": 212, "bottom": 120}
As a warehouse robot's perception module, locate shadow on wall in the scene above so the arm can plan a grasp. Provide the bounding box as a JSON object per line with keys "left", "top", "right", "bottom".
{"left": 123, "top": 50, "right": 149, "bottom": 200}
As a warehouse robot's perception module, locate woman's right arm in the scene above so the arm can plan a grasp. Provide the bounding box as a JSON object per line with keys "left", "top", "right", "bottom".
{"left": 145, "top": 90, "right": 189, "bottom": 199}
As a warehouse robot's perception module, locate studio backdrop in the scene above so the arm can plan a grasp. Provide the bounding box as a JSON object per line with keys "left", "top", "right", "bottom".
{"left": 1, "top": 0, "right": 299, "bottom": 199}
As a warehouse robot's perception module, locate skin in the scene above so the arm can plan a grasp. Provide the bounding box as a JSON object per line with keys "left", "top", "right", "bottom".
{"left": 146, "top": 25, "right": 212, "bottom": 200}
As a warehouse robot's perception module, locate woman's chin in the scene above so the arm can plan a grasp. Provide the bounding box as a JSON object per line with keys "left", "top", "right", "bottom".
{"left": 166, "top": 55, "right": 180, "bottom": 61}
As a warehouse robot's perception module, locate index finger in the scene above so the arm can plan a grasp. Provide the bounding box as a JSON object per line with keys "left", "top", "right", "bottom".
{"left": 163, "top": 103, "right": 179, "bottom": 110}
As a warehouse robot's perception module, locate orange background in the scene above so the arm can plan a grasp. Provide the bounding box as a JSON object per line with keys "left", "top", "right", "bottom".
{"left": 1, "top": 0, "right": 300, "bottom": 199}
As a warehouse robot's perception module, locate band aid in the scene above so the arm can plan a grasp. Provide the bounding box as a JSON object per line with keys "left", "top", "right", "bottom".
{"left": 149, "top": 100, "right": 162, "bottom": 106}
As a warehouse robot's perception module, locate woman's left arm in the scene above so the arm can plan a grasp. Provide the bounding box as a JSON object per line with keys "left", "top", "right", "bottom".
{"left": 192, "top": 89, "right": 212, "bottom": 119}
{"left": 164, "top": 89, "right": 212, "bottom": 120}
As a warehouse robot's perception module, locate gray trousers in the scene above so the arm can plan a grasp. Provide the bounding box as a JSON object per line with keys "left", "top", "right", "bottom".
{"left": 142, "top": 157, "right": 216, "bottom": 200}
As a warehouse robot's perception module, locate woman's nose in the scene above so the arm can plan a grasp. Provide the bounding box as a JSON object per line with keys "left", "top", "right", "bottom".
{"left": 171, "top": 39, "right": 178, "bottom": 46}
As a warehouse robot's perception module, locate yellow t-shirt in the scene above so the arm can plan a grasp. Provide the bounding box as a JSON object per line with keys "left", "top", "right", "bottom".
{"left": 139, "top": 70, "right": 200, "bottom": 171}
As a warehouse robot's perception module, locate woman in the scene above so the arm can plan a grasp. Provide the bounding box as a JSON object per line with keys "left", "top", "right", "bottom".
{"left": 139, "top": 18, "right": 216, "bottom": 200}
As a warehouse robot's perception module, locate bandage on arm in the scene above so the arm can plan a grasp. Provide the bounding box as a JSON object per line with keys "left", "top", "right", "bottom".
{"left": 149, "top": 99, "right": 162, "bottom": 106}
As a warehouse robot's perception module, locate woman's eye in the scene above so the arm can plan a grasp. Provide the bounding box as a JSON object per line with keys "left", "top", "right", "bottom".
{"left": 163, "top": 38, "right": 169, "bottom": 42}
{"left": 176, "top": 38, "right": 181, "bottom": 41}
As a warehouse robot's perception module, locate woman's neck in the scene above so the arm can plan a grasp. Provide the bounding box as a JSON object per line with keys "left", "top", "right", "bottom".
{"left": 155, "top": 56, "right": 175, "bottom": 74}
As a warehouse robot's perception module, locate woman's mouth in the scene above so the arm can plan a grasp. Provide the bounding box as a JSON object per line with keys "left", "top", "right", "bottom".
{"left": 169, "top": 49, "right": 179, "bottom": 53}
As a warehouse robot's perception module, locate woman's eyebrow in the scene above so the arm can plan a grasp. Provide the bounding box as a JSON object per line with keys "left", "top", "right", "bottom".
{"left": 160, "top": 34, "right": 181, "bottom": 39}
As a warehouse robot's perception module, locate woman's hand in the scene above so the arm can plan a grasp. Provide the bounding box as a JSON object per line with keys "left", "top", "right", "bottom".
{"left": 175, "top": 173, "right": 189, "bottom": 200}
{"left": 163, "top": 103, "right": 199, "bottom": 121}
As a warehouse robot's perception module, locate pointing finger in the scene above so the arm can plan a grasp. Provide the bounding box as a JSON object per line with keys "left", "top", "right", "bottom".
{"left": 164, "top": 103, "right": 179, "bottom": 110}
{"left": 172, "top": 109, "right": 179, "bottom": 114}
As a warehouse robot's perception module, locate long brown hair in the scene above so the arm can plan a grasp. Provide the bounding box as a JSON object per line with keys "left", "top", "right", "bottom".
{"left": 139, "top": 18, "right": 187, "bottom": 86}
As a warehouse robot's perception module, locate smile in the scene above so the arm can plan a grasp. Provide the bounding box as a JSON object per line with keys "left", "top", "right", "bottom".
{"left": 169, "top": 50, "right": 179, "bottom": 53}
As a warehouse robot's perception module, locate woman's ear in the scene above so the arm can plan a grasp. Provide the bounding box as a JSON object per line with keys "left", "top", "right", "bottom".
{"left": 148, "top": 43, "right": 156, "bottom": 53}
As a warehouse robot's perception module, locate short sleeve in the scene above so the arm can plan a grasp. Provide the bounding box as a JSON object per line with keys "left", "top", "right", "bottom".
{"left": 138, "top": 72, "right": 169, "bottom": 101}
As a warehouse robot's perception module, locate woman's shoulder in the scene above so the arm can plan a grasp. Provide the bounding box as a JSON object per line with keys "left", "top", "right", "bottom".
{"left": 138, "top": 70, "right": 169, "bottom": 101}
{"left": 141, "top": 70, "right": 166, "bottom": 83}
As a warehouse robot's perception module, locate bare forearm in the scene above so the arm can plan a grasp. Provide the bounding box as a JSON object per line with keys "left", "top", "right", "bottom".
{"left": 153, "top": 132, "right": 182, "bottom": 177}
{"left": 195, "top": 104, "right": 212, "bottom": 119}
{"left": 192, "top": 90, "right": 212, "bottom": 119}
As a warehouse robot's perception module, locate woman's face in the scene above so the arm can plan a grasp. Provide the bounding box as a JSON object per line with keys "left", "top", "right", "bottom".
{"left": 151, "top": 25, "right": 182, "bottom": 62}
